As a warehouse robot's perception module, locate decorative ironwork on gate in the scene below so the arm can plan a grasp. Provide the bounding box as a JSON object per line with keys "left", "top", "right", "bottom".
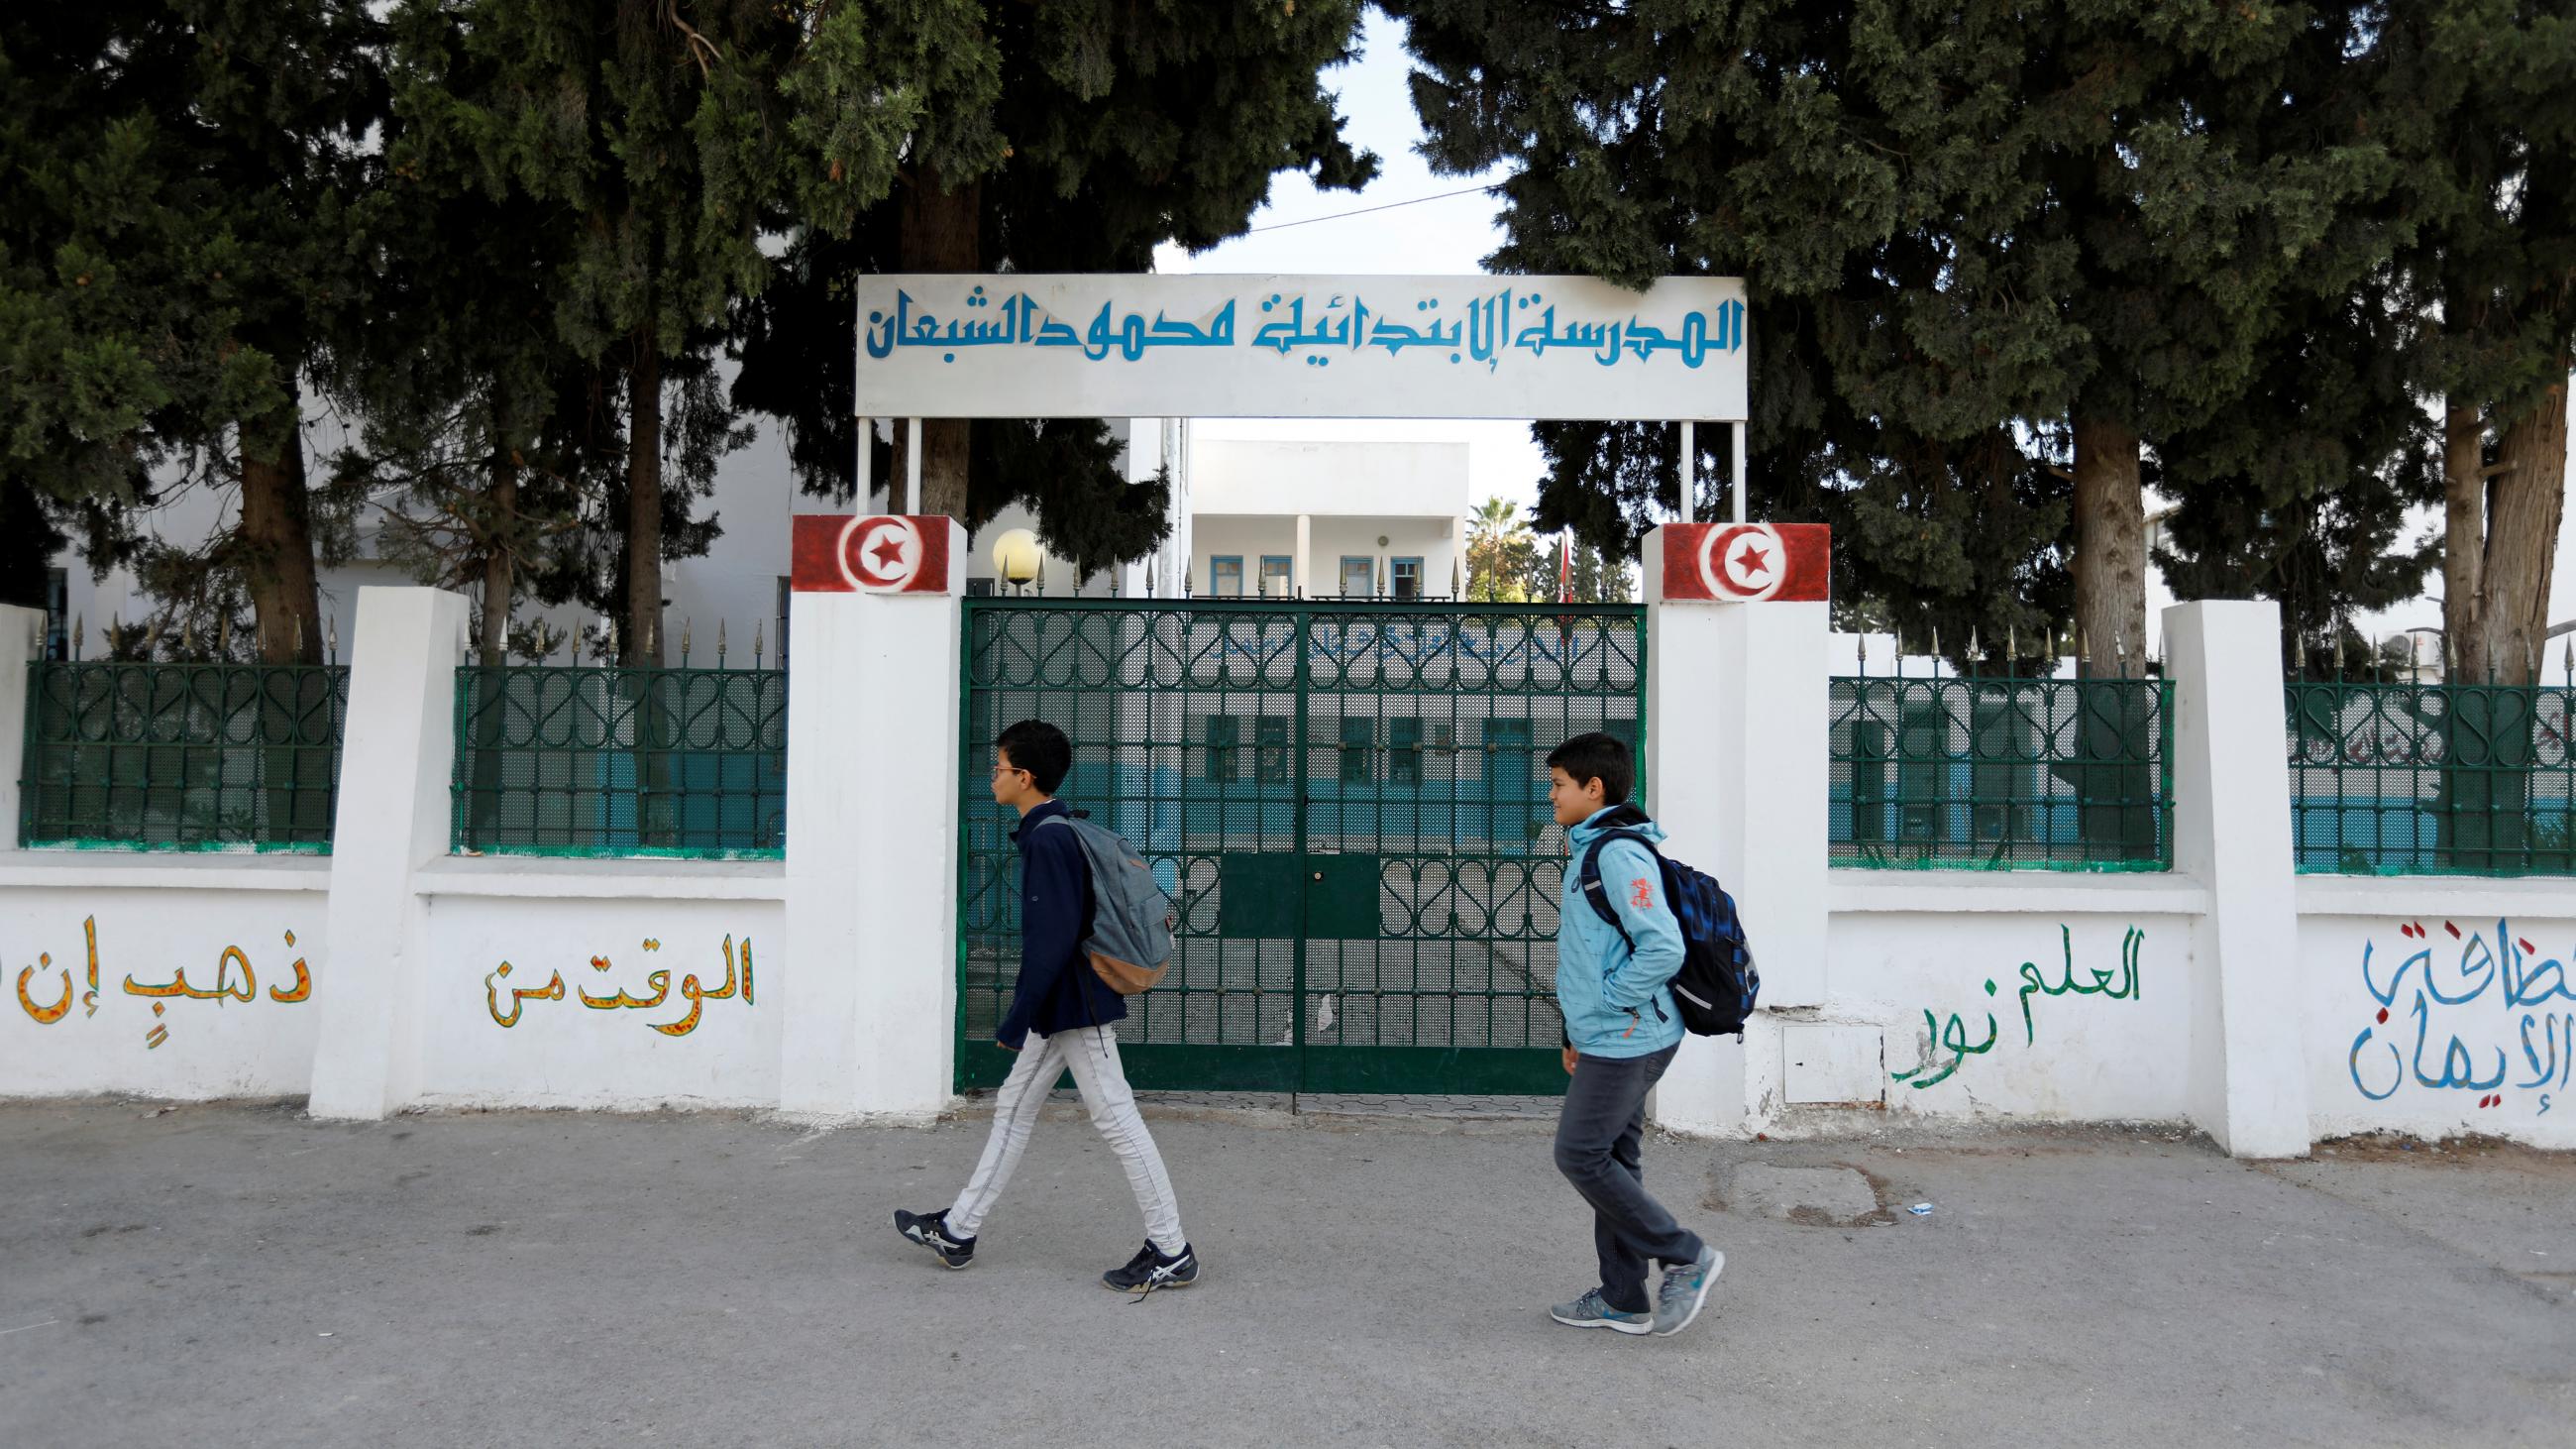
{"left": 957, "top": 600, "right": 1648, "bottom": 1095}
{"left": 2286, "top": 677, "right": 2576, "bottom": 875}
{"left": 20, "top": 662, "right": 350, "bottom": 849}
{"left": 452, "top": 665, "right": 787, "bottom": 857}
{"left": 1829, "top": 670, "right": 2174, "bottom": 870}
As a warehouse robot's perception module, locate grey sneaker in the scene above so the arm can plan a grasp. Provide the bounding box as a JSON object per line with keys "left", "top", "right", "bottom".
{"left": 1550, "top": 1287, "right": 1652, "bottom": 1335}
{"left": 1653, "top": 1245, "right": 1724, "bottom": 1336}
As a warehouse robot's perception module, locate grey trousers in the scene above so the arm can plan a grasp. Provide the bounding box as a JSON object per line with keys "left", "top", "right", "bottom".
{"left": 947, "top": 1025, "right": 1187, "bottom": 1255}
{"left": 1555, "top": 1043, "right": 1705, "bottom": 1314}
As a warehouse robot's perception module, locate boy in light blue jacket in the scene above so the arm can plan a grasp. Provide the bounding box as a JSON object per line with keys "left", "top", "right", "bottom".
{"left": 1542, "top": 730, "right": 1723, "bottom": 1337}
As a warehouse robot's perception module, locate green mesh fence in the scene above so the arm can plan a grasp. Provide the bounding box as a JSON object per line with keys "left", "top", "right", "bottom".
{"left": 19, "top": 662, "right": 349, "bottom": 849}
{"left": 959, "top": 600, "right": 1647, "bottom": 1095}
{"left": 451, "top": 666, "right": 787, "bottom": 858}
{"left": 1829, "top": 672, "right": 2174, "bottom": 870}
{"left": 2286, "top": 680, "right": 2575, "bottom": 875}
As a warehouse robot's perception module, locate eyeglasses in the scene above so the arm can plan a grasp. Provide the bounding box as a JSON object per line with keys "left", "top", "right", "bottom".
{"left": 990, "top": 763, "right": 1027, "bottom": 779}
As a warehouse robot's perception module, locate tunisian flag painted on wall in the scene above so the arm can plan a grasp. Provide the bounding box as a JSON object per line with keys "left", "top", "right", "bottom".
{"left": 1653, "top": 522, "right": 1830, "bottom": 603}
{"left": 790, "top": 514, "right": 957, "bottom": 594}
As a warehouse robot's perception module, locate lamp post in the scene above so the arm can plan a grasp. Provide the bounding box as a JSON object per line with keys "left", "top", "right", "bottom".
{"left": 992, "top": 529, "right": 1042, "bottom": 597}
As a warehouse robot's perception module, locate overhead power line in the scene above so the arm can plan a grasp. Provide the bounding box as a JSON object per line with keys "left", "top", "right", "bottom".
{"left": 1240, "top": 183, "right": 1498, "bottom": 234}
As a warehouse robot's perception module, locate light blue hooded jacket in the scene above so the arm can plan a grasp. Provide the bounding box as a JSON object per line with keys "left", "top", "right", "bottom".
{"left": 1556, "top": 805, "right": 1687, "bottom": 1058}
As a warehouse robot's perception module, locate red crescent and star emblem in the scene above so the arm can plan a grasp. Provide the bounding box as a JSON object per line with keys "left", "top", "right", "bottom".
{"left": 1655, "top": 520, "right": 1830, "bottom": 603}
{"left": 1698, "top": 522, "right": 1788, "bottom": 602}
{"left": 841, "top": 515, "right": 924, "bottom": 590}
{"left": 790, "top": 513, "right": 956, "bottom": 594}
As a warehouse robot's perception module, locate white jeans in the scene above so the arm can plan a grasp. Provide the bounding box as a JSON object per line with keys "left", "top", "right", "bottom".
{"left": 946, "top": 1025, "right": 1187, "bottom": 1255}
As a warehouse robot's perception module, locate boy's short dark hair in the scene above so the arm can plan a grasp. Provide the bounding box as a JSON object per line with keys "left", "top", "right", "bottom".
{"left": 1546, "top": 731, "right": 1633, "bottom": 807}
{"left": 996, "top": 720, "right": 1072, "bottom": 796}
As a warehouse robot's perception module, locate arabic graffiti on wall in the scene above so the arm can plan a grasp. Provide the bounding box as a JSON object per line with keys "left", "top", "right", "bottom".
{"left": 2345, "top": 919, "right": 2574, "bottom": 1115}
{"left": 849, "top": 274, "right": 1752, "bottom": 422}
{"left": 13, "top": 916, "right": 313, "bottom": 1050}
{"left": 484, "top": 935, "right": 755, "bottom": 1038}
{"left": 1892, "top": 926, "right": 2145, "bottom": 1089}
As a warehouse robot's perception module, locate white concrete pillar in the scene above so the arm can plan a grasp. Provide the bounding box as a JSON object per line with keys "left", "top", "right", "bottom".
{"left": 2165, "top": 600, "right": 2309, "bottom": 1158}
{"left": 1294, "top": 514, "right": 1313, "bottom": 598}
{"left": 1638, "top": 528, "right": 1830, "bottom": 1135}
{"left": 0, "top": 605, "right": 48, "bottom": 850}
{"left": 306, "top": 587, "right": 472, "bottom": 1119}
{"left": 779, "top": 520, "right": 967, "bottom": 1120}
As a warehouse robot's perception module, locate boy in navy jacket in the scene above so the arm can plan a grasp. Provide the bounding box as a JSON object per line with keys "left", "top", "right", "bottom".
{"left": 895, "top": 721, "right": 1199, "bottom": 1292}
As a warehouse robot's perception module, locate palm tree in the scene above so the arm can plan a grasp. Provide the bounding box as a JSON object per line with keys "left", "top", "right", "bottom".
{"left": 1465, "top": 497, "right": 1534, "bottom": 603}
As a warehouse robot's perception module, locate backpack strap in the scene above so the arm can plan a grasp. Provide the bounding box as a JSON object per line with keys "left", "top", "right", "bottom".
{"left": 1577, "top": 828, "right": 1662, "bottom": 952}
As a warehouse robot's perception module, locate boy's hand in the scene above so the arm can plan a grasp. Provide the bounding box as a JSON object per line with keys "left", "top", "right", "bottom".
{"left": 997, "top": 1040, "right": 1019, "bottom": 1053}
{"left": 1561, "top": 1046, "right": 1579, "bottom": 1075}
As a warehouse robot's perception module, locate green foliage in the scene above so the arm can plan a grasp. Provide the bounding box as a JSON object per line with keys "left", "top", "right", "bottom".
{"left": 0, "top": 1, "right": 382, "bottom": 645}
{"left": 1389, "top": 0, "right": 2418, "bottom": 641}
{"left": 731, "top": 0, "right": 1379, "bottom": 568}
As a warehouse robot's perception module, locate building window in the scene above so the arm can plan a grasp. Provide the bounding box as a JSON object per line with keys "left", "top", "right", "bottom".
{"left": 1211, "top": 557, "right": 1243, "bottom": 597}
{"left": 44, "top": 568, "right": 67, "bottom": 661}
{"left": 1392, "top": 558, "right": 1423, "bottom": 602}
{"left": 966, "top": 579, "right": 995, "bottom": 598}
{"left": 1340, "top": 556, "right": 1374, "bottom": 598}
{"left": 1256, "top": 716, "right": 1290, "bottom": 783}
{"left": 775, "top": 576, "right": 792, "bottom": 667}
{"left": 1207, "top": 715, "right": 1240, "bottom": 781}
{"left": 1389, "top": 716, "right": 1423, "bottom": 784}
{"left": 1340, "top": 715, "right": 1374, "bottom": 783}
{"left": 1259, "top": 556, "right": 1292, "bottom": 598}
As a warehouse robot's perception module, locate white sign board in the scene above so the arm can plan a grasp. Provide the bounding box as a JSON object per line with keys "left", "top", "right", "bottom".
{"left": 852, "top": 274, "right": 1748, "bottom": 421}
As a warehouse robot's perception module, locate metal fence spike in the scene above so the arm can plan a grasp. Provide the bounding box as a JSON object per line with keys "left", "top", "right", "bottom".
{"left": 718, "top": 618, "right": 728, "bottom": 665}
{"left": 219, "top": 613, "right": 230, "bottom": 656}
{"left": 682, "top": 616, "right": 693, "bottom": 666}
{"left": 753, "top": 619, "right": 766, "bottom": 668}
{"left": 327, "top": 614, "right": 338, "bottom": 664}
{"left": 72, "top": 613, "right": 82, "bottom": 659}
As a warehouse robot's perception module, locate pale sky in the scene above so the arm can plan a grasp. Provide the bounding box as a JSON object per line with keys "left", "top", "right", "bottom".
{"left": 1160, "top": 10, "right": 2576, "bottom": 647}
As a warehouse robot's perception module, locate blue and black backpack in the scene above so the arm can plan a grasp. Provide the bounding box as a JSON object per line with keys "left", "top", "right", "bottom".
{"left": 1577, "top": 816, "right": 1760, "bottom": 1038}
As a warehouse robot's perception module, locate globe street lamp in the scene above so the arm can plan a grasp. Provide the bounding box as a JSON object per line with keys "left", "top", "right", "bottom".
{"left": 992, "top": 529, "right": 1042, "bottom": 596}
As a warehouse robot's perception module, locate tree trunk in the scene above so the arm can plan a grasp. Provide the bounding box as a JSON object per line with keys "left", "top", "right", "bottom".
{"left": 239, "top": 392, "right": 323, "bottom": 665}
{"left": 2483, "top": 369, "right": 2567, "bottom": 688}
{"left": 2442, "top": 400, "right": 2486, "bottom": 680}
{"left": 238, "top": 389, "right": 328, "bottom": 843}
{"left": 2072, "top": 416, "right": 2148, "bottom": 677}
{"left": 625, "top": 328, "right": 664, "bottom": 667}
{"left": 896, "top": 166, "right": 981, "bottom": 522}
{"left": 2065, "top": 415, "right": 2156, "bottom": 862}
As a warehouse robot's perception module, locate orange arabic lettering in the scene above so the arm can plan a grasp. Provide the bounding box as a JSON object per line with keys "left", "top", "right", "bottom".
{"left": 16, "top": 956, "right": 72, "bottom": 1024}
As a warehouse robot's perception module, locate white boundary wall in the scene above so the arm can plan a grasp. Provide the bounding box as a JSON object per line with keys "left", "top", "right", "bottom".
{"left": 4, "top": 574, "right": 2571, "bottom": 1155}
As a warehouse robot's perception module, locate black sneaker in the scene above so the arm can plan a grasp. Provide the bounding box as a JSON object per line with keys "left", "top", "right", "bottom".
{"left": 1102, "top": 1241, "right": 1199, "bottom": 1293}
{"left": 893, "top": 1208, "right": 975, "bottom": 1270}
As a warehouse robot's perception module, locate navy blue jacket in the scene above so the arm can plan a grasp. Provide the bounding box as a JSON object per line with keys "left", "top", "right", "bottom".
{"left": 997, "top": 799, "right": 1127, "bottom": 1050}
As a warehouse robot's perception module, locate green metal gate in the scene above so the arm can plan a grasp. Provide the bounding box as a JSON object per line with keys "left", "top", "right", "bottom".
{"left": 957, "top": 600, "right": 1647, "bottom": 1095}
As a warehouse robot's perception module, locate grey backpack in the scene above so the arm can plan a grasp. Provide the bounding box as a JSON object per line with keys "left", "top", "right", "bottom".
{"left": 1040, "top": 816, "right": 1176, "bottom": 994}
